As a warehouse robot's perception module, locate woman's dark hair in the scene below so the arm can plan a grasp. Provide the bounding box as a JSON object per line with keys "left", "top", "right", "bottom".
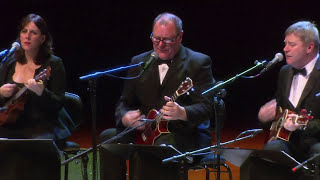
{"left": 15, "top": 13, "right": 53, "bottom": 65}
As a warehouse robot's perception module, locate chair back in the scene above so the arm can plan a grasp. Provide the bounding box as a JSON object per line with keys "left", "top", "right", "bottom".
{"left": 63, "top": 92, "right": 84, "bottom": 131}
{"left": 56, "top": 92, "right": 84, "bottom": 139}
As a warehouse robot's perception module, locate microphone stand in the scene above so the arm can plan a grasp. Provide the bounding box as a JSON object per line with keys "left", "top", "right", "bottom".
{"left": 162, "top": 132, "right": 260, "bottom": 163}
{"left": 292, "top": 152, "right": 320, "bottom": 179}
{"left": 62, "top": 120, "right": 151, "bottom": 180}
{"left": 200, "top": 60, "right": 265, "bottom": 179}
{"left": 76, "top": 62, "right": 144, "bottom": 180}
{"left": 88, "top": 79, "right": 97, "bottom": 180}
{"left": 61, "top": 119, "right": 151, "bottom": 166}
{"left": 213, "top": 88, "right": 226, "bottom": 180}
{"left": 0, "top": 49, "right": 8, "bottom": 64}
{"left": 202, "top": 61, "right": 265, "bottom": 95}
{"left": 79, "top": 62, "right": 143, "bottom": 80}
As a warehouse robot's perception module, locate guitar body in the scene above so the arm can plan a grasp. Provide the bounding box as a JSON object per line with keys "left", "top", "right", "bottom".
{"left": 268, "top": 108, "right": 313, "bottom": 142}
{"left": 0, "top": 91, "right": 29, "bottom": 125}
{"left": 269, "top": 108, "right": 291, "bottom": 141}
{"left": 136, "top": 109, "right": 170, "bottom": 145}
{"left": 0, "top": 103, "right": 24, "bottom": 125}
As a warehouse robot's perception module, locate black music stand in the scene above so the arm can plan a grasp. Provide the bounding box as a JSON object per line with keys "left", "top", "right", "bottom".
{"left": 213, "top": 148, "right": 313, "bottom": 180}
{"left": 213, "top": 148, "right": 299, "bottom": 167}
{"left": 101, "top": 144, "right": 188, "bottom": 180}
{"left": 101, "top": 143, "right": 177, "bottom": 159}
{"left": 0, "top": 139, "right": 60, "bottom": 180}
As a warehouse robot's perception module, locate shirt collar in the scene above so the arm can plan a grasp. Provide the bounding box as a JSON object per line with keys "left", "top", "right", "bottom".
{"left": 302, "top": 53, "right": 319, "bottom": 77}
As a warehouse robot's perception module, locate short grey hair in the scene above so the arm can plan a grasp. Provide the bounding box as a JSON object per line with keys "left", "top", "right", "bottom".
{"left": 285, "top": 21, "right": 320, "bottom": 52}
{"left": 152, "top": 12, "right": 183, "bottom": 34}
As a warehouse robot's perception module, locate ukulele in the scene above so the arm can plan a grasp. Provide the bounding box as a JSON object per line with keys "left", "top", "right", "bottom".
{"left": 268, "top": 107, "right": 313, "bottom": 142}
{"left": 136, "top": 77, "right": 194, "bottom": 145}
{"left": 0, "top": 66, "right": 51, "bottom": 125}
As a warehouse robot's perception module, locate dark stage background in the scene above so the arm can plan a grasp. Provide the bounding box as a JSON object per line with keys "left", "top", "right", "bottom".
{"left": 1, "top": 0, "right": 319, "bottom": 133}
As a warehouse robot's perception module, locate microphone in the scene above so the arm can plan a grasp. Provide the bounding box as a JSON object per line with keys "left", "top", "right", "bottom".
{"left": 260, "top": 53, "right": 284, "bottom": 73}
{"left": 8, "top": 42, "right": 21, "bottom": 56}
{"left": 143, "top": 52, "right": 159, "bottom": 71}
{"left": 265, "top": 53, "right": 284, "bottom": 68}
{"left": 1, "top": 42, "right": 21, "bottom": 63}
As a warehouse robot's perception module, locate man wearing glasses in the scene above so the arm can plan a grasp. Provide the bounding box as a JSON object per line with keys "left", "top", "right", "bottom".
{"left": 100, "top": 12, "right": 215, "bottom": 180}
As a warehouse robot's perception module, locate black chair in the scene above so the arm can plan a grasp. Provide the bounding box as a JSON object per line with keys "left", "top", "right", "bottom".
{"left": 186, "top": 152, "right": 233, "bottom": 180}
{"left": 185, "top": 94, "right": 233, "bottom": 180}
{"left": 60, "top": 92, "right": 88, "bottom": 180}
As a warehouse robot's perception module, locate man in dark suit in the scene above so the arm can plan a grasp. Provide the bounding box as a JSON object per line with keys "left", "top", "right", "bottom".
{"left": 99, "top": 12, "right": 215, "bottom": 180}
{"left": 241, "top": 21, "right": 320, "bottom": 180}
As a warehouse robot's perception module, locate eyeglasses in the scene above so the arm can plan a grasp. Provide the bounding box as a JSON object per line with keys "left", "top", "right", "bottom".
{"left": 150, "top": 32, "right": 180, "bottom": 45}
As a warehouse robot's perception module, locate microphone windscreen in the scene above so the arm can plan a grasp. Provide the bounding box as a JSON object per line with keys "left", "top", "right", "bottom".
{"left": 12, "top": 42, "right": 21, "bottom": 49}
{"left": 275, "top": 53, "right": 283, "bottom": 62}
{"left": 151, "top": 51, "right": 159, "bottom": 59}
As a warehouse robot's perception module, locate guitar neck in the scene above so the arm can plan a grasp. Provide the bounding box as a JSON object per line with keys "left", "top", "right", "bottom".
{"left": 171, "top": 93, "right": 178, "bottom": 102}
{"left": 5, "top": 87, "right": 28, "bottom": 106}
{"left": 154, "top": 94, "right": 178, "bottom": 121}
{"left": 153, "top": 77, "right": 193, "bottom": 122}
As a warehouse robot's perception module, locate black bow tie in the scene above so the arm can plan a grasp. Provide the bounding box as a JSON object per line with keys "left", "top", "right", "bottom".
{"left": 292, "top": 67, "right": 307, "bottom": 76}
{"left": 156, "top": 59, "right": 172, "bottom": 65}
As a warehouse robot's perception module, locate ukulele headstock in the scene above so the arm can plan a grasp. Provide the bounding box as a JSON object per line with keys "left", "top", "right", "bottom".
{"left": 176, "top": 77, "right": 193, "bottom": 97}
{"left": 296, "top": 109, "right": 313, "bottom": 126}
{"left": 35, "top": 66, "right": 51, "bottom": 82}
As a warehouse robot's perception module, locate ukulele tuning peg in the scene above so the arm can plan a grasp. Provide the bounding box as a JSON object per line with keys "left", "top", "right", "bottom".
{"left": 186, "top": 88, "right": 194, "bottom": 95}
{"left": 300, "top": 109, "right": 307, "bottom": 115}
{"left": 309, "top": 115, "right": 314, "bottom": 121}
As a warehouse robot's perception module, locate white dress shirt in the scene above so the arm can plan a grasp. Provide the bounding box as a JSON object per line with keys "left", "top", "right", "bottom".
{"left": 289, "top": 54, "right": 319, "bottom": 107}
{"left": 159, "top": 64, "right": 169, "bottom": 85}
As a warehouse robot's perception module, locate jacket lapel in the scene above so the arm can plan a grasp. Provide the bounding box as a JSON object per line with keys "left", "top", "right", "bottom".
{"left": 160, "top": 45, "right": 186, "bottom": 87}
{"left": 283, "top": 67, "right": 295, "bottom": 101}
{"left": 296, "top": 57, "right": 320, "bottom": 108}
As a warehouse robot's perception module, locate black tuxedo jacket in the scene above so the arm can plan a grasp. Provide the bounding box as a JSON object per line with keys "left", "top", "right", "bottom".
{"left": 115, "top": 45, "right": 215, "bottom": 151}
{"left": 275, "top": 56, "right": 320, "bottom": 158}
